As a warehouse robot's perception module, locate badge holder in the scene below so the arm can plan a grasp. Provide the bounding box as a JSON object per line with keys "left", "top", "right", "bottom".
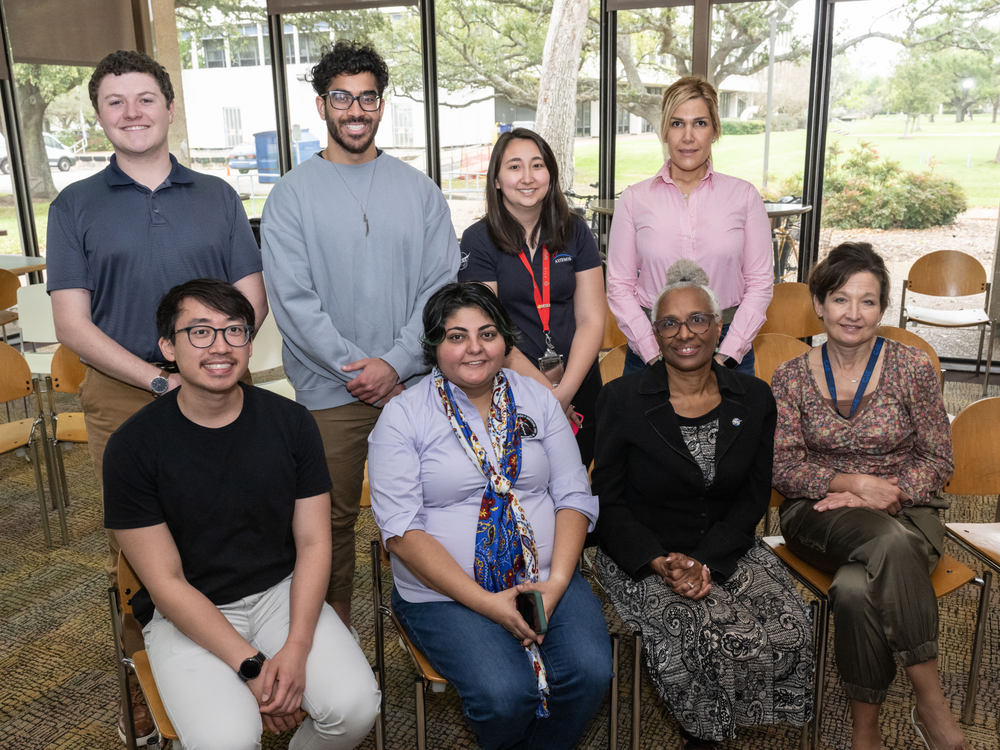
{"left": 537, "top": 332, "right": 564, "bottom": 386}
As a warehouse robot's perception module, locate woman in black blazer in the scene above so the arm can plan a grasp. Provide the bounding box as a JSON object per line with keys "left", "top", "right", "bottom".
{"left": 593, "top": 260, "right": 812, "bottom": 749}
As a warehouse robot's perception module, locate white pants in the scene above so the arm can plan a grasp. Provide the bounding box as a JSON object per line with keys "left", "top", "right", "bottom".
{"left": 143, "top": 576, "right": 380, "bottom": 750}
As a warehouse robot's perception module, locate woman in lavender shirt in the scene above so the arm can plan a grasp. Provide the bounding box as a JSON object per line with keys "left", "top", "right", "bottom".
{"left": 368, "top": 282, "right": 611, "bottom": 750}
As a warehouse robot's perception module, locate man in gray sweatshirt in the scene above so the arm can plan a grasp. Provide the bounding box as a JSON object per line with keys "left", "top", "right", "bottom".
{"left": 261, "top": 41, "right": 459, "bottom": 631}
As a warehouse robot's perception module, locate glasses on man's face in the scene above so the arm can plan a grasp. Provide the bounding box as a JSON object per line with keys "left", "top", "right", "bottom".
{"left": 325, "top": 90, "right": 382, "bottom": 111}
{"left": 173, "top": 325, "right": 253, "bottom": 348}
{"left": 652, "top": 313, "right": 716, "bottom": 339}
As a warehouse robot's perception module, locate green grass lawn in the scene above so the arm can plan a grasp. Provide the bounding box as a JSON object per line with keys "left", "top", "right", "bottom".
{"left": 573, "top": 124, "right": 1000, "bottom": 208}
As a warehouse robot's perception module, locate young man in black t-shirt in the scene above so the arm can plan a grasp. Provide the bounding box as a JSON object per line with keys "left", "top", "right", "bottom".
{"left": 103, "top": 279, "right": 379, "bottom": 749}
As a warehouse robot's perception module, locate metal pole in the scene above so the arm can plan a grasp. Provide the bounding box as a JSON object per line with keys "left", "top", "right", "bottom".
{"left": 267, "top": 13, "right": 293, "bottom": 176}
{"left": 799, "top": 0, "right": 835, "bottom": 279}
{"left": 763, "top": 14, "right": 776, "bottom": 189}
{"left": 598, "top": 0, "right": 617, "bottom": 256}
{"left": 419, "top": 0, "right": 441, "bottom": 186}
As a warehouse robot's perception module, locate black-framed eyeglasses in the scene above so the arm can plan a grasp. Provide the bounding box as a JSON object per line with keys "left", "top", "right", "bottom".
{"left": 173, "top": 325, "right": 253, "bottom": 348}
{"left": 652, "top": 313, "right": 716, "bottom": 339}
{"left": 325, "top": 90, "right": 382, "bottom": 111}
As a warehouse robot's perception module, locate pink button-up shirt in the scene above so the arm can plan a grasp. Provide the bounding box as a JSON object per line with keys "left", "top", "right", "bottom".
{"left": 607, "top": 161, "right": 773, "bottom": 365}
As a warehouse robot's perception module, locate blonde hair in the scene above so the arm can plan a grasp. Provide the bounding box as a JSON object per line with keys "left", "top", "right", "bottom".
{"left": 658, "top": 76, "right": 721, "bottom": 146}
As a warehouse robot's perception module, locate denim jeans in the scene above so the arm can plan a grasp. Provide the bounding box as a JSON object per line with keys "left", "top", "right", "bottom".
{"left": 391, "top": 572, "right": 612, "bottom": 750}
{"left": 622, "top": 323, "right": 756, "bottom": 376}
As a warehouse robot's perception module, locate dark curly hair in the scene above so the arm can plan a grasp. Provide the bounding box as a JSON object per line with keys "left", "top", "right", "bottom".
{"left": 156, "top": 279, "right": 255, "bottom": 343}
{"left": 308, "top": 40, "right": 389, "bottom": 97}
{"left": 420, "top": 283, "right": 519, "bottom": 368}
{"left": 89, "top": 51, "right": 174, "bottom": 109}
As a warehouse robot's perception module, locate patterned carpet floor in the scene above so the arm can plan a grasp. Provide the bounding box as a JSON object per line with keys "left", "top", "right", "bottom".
{"left": 0, "top": 382, "right": 998, "bottom": 750}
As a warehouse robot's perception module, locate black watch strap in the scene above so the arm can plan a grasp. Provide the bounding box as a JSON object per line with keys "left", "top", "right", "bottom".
{"left": 723, "top": 356, "right": 740, "bottom": 370}
{"left": 237, "top": 651, "right": 266, "bottom": 682}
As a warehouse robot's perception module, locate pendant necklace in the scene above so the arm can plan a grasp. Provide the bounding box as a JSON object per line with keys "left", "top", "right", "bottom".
{"left": 330, "top": 157, "right": 378, "bottom": 236}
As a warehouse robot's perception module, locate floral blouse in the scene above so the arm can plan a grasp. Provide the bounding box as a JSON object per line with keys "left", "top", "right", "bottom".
{"left": 771, "top": 339, "right": 953, "bottom": 505}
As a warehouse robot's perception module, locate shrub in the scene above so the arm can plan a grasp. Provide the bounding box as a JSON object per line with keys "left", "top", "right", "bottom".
{"left": 822, "top": 141, "right": 967, "bottom": 230}
{"left": 720, "top": 119, "right": 764, "bottom": 135}
{"left": 768, "top": 113, "right": 807, "bottom": 132}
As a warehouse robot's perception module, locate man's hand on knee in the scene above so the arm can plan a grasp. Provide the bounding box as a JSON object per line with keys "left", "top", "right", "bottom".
{"left": 247, "top": 653, "right": 307, "bottom": 733}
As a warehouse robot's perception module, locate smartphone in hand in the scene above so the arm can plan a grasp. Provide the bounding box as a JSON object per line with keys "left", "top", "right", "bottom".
{"left": 515, "top": 590, "right": 548, "bottom": 635}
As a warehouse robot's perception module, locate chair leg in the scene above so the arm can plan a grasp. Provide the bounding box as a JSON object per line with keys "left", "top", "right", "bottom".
{"left": 962, "top": 570, "right": 992, "bottom": 725}
{"left": 812, "top": 598, "right": 830, "bottom": 750}
{"left": 982, "top": 321, "right": 996, "bottom": 398}
{"left": 370, "top": 541, "right": 387, "bottom": 750}
{"left": 415, "top": 676, "right": 427, "bottom": 750}
{"left": 609, "top": 633, "right": 619, "bottom": 750}
{"left": 30, "top": 439, "right": 53, "bottom": 548}
{"left": 109, "top": 587, "right": 139, "bottom": 750}
{"left": 632, "top": 631, "right": 642, "bottom": 750}
{"left": 41, "top": 441, "right": 68, "bottom": 545}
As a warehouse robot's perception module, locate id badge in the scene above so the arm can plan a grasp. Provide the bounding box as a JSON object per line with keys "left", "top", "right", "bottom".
{"left": 538, "top": 349, "right": 564, "bottom": 386}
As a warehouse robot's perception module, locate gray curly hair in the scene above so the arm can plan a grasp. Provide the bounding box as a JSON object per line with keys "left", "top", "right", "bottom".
{"left": 650, "top": 259, "right": 723, "bottom": 325}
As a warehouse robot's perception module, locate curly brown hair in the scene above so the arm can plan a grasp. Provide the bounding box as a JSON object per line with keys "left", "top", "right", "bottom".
{"left": 89, "top": 51, "right": 174, "bottom": 109}
{"left": 308, "top": 40, "right": 389, "bottom": 97}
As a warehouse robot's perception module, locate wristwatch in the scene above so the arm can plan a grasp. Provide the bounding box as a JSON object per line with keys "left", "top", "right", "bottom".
{"left": 722, "top": 356, "right": 740, "bottom": 370}
{"left": 150, "top": 369, "right": 170, "bottom": 397}
{"left": 237, "top": 651, "right": 266, "bottom": 682}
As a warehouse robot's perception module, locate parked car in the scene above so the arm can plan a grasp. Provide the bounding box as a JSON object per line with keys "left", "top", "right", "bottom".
{"left": 227, "top": 142, "right": 257, "bottom": 173}
{"left": 0, "top": 132, "right": 77, "bottom": 174}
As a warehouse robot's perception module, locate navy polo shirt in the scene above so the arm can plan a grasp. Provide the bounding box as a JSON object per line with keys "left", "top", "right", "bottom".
{"left": 46, "top": 154, "right": 262, "bottom": 363}
{"left": 459, "top": 215, "right": 601, "bottom": 362}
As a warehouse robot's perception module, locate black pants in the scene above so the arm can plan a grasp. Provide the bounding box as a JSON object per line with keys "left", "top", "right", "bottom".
{"left": 571, "top": 360, "right": 601, "bottom": 468}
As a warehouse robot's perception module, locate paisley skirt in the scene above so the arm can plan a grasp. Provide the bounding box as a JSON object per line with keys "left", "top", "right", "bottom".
{"left": 596, "top": 540, "right": 813, "bottom": 741}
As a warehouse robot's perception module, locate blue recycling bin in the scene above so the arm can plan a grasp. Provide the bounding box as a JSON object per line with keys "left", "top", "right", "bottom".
{"left": 254, "top": 129, "right": 322, "bottom": 184}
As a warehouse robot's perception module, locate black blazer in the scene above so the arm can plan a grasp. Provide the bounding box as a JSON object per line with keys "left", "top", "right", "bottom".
{"left": 593, "top": 361, "right": 776, "bottom": 581}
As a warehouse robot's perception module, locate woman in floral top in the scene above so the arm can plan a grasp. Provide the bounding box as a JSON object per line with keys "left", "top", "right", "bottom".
{"left": 772, "top": 242, "right": 967, "bottom": 750}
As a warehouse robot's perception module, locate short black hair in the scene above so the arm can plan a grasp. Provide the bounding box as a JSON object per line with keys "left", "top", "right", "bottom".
{"left": 156, "top": 279, "right": 256, "bottom": 342}
{"left": 809, "top": 241, "right": 891, "bottom": 312}
{"left": 309, "top": 40, "right": 389, "bottom": 97}
{"left": 421, "top": 283, "right": 519, "bottom": 367}
{"left": 89, "top": 50, "right": 174, "bottom": 109}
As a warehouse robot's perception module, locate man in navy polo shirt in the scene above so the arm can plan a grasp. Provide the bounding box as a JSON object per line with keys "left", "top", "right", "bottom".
{"left": 46, "top": 50, "right": 267, "bottom": 745}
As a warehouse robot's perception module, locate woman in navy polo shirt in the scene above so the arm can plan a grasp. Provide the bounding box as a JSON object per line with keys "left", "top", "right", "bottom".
{"left": 459, "top": 129, "right": 605, "bottom": 466}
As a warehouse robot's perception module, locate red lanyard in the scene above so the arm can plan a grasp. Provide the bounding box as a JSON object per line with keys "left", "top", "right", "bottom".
{"left": 518, "top": 245, "right": 550, "bottom": 331}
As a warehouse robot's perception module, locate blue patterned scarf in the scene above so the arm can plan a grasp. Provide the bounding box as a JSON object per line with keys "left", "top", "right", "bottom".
{"left": 433, "top": 367, "right": 550, "bottom": 718}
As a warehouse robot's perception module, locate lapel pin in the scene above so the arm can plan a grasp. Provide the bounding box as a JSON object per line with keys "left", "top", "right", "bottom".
{"left": 732, "top": 417, "right": 742, "bottom": 426}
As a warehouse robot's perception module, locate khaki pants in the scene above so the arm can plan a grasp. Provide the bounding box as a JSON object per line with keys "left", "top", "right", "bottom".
{"left": 779, "top": 499, "right": 942, "bottom": 704}
{"left": 311, "top": 401, "right": 382, "bottom": 604}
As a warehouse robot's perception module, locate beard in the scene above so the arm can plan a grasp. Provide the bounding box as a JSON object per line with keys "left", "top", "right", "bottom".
{"left": 326, "top": 112, "right": 379, "bottom": 155}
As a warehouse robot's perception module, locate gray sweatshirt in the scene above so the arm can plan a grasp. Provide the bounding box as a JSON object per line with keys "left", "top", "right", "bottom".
{"left": 260, "top": 152, "right": 460, "bottom": 410}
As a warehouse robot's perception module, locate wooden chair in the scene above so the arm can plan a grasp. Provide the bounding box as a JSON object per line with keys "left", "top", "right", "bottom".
{"left": 878, "top": 325, "right": 943, "bottom": 389}
{"left": 0, "top": 268, "right": 19, "bottom": 343}
{"left": 109, "top": 552, "right": 175, "bottom": 750}
{"left": 764, "top": 492, "right": 983, "bottom": 750}
{"left": 752, "top": 333, "right": 810, "bottom": 384}
{"left": 599, "top": 343, "right": 627, "bottom": 384}
{"left": 757, "top": 282, "right": 825, "bottom": 339}
{"left": 42, "top": 345, "right": 88, "bottom": 511}
{"left": 898, "top": 250, "right": 995, "bottom": 396}
{"left": 602, "top": 300, "right": 628, "bottom": 350}
{"left": 0, "top": 342, "right": 65, "bottom": 546}
{"left": 941, "top": 397, "right": 1000, "bottom": 730}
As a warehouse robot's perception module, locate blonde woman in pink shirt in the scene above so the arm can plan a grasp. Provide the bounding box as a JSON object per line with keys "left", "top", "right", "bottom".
{"left": 608, "top": 76, "right": 773, "bottom": 376}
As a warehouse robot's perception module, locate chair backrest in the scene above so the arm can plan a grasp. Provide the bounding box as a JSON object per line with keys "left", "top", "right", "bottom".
{"left": 0, "top": 268, "right": 20, "bottom": 310}
{"left": 51, "top": 345, "right": 87, "bottom": 393}
{"left": 16, "top": 283, "right": 57, "bottom": 343}
{"left": 752, "top": 333, "right": 810, "bottom": 385}
{"left": 600, "top": 344, "right": 627, "bottom": 384}
{"left": 602, "top": 300, "right": 628, "bottom": 350}
{"left": 248, "top": 308, "right": 285, "bottom": 373}
{"left": 944, "top": 397, "right": 1000, "bottom": 496}
{"left": 0, "top": 342, "right": 33, "bottom": 403}
{"left": 757, "top": 282, "right": 825, "bottom": 338}
{"left": 905, "top": 250, "right": 987, "bottom": 298}
{"left": 877, "top": 326, "right": 943, "bottom": 387}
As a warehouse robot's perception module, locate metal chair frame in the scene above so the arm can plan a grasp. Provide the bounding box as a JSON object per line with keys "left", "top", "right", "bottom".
{"left": 42, "top": 345, "right": 89, "bottom": 513}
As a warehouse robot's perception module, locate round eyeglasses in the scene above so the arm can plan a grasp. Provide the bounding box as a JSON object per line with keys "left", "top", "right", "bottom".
{"left": 652, "top": 313, "right": 717, "bottom": 339}
{"left": 325, "top": 90, "right": 382, "bottom": 111}
{"left": 173, "top": 325, "right": 253, "bottom": 348}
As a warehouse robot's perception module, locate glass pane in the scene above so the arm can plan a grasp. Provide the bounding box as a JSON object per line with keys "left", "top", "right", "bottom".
{"left": 609, "top": 7, "right": 694, "bottom": 197}
{"left": 710, "top": 0, "right": 815, "bottom": 284}
{"left": 173, "top": 3, "right": 277, "bottom": 217}
{"left": 821, "top": 0, "right": 999, "bottom": 362}
{"left": 0, "top": 105, "right": 30, "bottom": 263}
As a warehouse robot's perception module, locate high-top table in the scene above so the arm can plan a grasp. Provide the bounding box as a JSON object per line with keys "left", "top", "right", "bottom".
{"left": 0, "top": 255, "right": 46, "bottom": 276}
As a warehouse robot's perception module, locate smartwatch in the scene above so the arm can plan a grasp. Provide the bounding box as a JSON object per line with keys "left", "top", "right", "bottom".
{"left": 150, "top": 369, "right": 170, "bottom": 397}
{"left": 237, "top": 651, "right": 266, "bottom": 682}
{"left": 722, "top": 356, "right": 740, "bottom": 370}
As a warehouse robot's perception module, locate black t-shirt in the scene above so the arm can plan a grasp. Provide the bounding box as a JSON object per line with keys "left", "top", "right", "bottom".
{"left": 459, "top": 215, "right": 602, "bottom": 362}
{"left": 104, "top": 383, "right": 332, "bottom": 625}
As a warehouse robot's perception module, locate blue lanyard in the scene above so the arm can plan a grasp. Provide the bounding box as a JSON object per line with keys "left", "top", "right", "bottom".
{"left": 822, "top": 337, "right": 884, "bottom": 419}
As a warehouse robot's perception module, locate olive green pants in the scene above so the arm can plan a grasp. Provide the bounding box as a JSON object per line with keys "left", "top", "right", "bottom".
{"left": 779, "top": 499, "right": 943, "bottom": 704}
